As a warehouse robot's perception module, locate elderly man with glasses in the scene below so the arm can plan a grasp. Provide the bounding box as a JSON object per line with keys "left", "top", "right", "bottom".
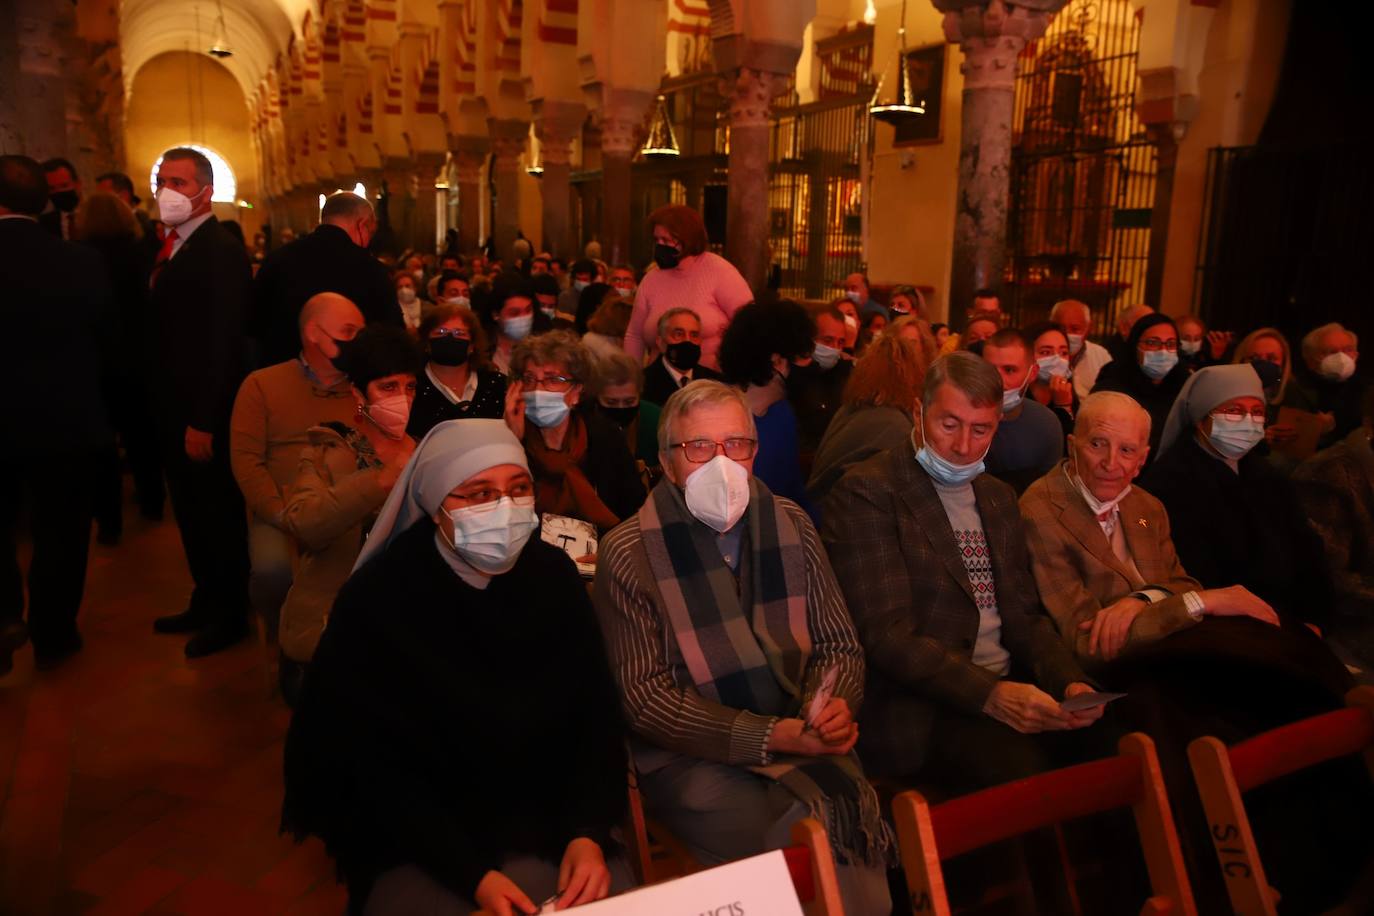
{"left": 593, "top": 379, "right": 893, "bottom": 915}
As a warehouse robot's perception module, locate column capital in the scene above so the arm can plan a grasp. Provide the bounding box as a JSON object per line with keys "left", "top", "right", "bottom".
{"left": 721, "top": 67, "right": 792, "bottom": 129}
{"left": 488, "top": 118, "right": 528, "bottom": 173}
{"left": 934, "top": 0, "right": 1065, "bottom": 91}
{"left": 534, "top": 100, "right": 586, "bottom": 168}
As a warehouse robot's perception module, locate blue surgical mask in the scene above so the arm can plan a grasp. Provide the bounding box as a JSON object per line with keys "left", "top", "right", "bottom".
{"left": 1207, "top": 415, "right": 1265, "bottom": 460}
{"left": 812, "top": 343, "right": 841, "bottom": 371}
{"left": 501, "top": 314, "right": 534, "bottom": 340}
{"left": 912, "top": 411, "right": 988, "bottom": 487}
{"left": 523, "top": 390, "right": 570, "bottom": 428}
{"left": 1140, "top": 349, "right": 1179, "bottom": 380}
{"left": 573, "top": 280, "right": 589, "bottom": 293}
{"left": 1002, "top": 386, "right": 1024, "bottom": 413}
{"left": 440, "top": 496, "right": 539, "bottom": 575}
{"left": 1179, "top": 340, "right": 1202, "bottom": 357}
{"left": 845, "top": 290, "right": 863, "bottom": 306}
{"left": 1036, "top": 355, "right": 1071, "bottom": 381}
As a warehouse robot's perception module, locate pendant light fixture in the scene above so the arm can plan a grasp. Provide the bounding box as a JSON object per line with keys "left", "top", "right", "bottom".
{"left": 525, "top": 123, "right": 543, "bottom": 177}
{"left": 868, "top": 0, "right": 924, "bottom": 126}
{"left": 208, "top": 0, "right": 233, "bottom": 58}
{"left": 640, "top": 94, "right": 680, "bottom": 158}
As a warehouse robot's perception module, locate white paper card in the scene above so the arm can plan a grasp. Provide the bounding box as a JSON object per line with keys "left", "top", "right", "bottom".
{"left": 1060, "top": 691, "right": 1126, "bottom": 713}
{"left": 549, "top": 850, "right": 804, "bottom": 915}
{"left": 804, "top": 665, "right": 839, "bottom": 730}
{"left": 540, "top": 513, "right": 598, "bottom": 577}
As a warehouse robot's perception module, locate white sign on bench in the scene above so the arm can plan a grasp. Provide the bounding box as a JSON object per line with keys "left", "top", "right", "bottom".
{"left": 542, "top": 849, "right": 804, "bottom": 915}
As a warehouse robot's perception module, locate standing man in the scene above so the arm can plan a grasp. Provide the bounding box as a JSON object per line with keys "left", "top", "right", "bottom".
{"left": 146, "top": 147, "right": 254, "bottom": 658}
{"left": 97, "top": 170, "right": 158, "bottom": 239}
{"left": 0, "top": 156, "right": 111, "bottom": 672}
{"left": 251, "top": 191, "right": 399, "bottom": 366}
{"left": 40, "top": 157, "right": 83, "bottom": 239}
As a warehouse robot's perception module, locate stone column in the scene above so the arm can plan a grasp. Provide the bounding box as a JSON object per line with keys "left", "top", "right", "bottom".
{"left": 412, "top": 157, "right": 445, "bottom": 256}
{"left": 14, "top": 0, "right": 71, "bottom": 157}
{"left": 488, "top": 118, "right": 528, "bottom": 262}
{"left": 383, "top": 165, "right": 415, "bottom": 251}
{"left": 598, "top": 93, "right": 653, "bottom": 268}
{"left": 722, "top": 67, "right": 790, "bottom": 294}
{"left": 937, "top": 0, "right": 1065, "bottom": 322}
{"left": 1144, "top": 123, "right": 1179, "bottom": 309}
{"left": 452, "top": 138, "right": 488, "bottom": 253}
{"left": 535, "top": 101, "right": 586, "bottom": 258}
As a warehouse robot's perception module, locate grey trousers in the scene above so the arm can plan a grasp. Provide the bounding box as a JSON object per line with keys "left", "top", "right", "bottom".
{"left": 633, "top": 743, "right": 893, "bottom": 916}
{"left": 364, "top": 854, "right": 636, "bottom": 916}
{"left": 247, "top": 519, "right": 293, "bottom": 635}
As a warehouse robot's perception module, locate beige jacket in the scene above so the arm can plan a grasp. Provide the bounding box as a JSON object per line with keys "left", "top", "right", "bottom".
{"left": 278, "top": 424, "right": 388, "bottom": 662}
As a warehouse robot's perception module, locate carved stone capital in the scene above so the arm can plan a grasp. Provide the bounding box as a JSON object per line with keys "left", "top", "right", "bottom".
{"left": 722, "top": 67, "right": 791, "bottom": 129}
{"left": 935, "top": 0, "right": 1066, "bottom": 92}
{"left": 599, "top": 112, "right": 641, "bottom": 157}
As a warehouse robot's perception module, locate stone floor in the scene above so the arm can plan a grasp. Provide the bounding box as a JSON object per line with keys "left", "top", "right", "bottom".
{"left": 0, "top": 509, "right": 345, "bottom": 915}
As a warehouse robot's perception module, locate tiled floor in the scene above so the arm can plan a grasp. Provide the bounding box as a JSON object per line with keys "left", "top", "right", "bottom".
{"left": 0, "top": 511, "right": 345, "bottom": 915}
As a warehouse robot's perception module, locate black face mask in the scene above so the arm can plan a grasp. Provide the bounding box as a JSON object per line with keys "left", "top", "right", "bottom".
{"left": 328, "top": 336, "right": 354, "bottom": 372}
{"left": 889, "top": 307, "right": 911, "bottom": 322}
{"left": 664, "top": 341, "right": 701, "bottom": 372}
{"left": 429, "top": 335, "right": 471, "bottom": 367}
{"left": 51, "top": 190, "right": 79, "bottom": 213}
{"left": 599, "top": 404, "right": 640, "bottom": 429}
{"left": 653, "top": 243, "right": 681, "bottom": 271}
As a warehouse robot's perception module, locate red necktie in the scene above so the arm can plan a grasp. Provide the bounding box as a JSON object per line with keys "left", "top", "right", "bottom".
{"left": 149, "top": 227, "right": 178, "bottom": 288}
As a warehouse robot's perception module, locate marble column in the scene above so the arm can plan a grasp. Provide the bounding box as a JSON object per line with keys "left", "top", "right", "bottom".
{"left": 383, "top": 165, "right": 415, "bottom": 251}
{"left": 723, "top": 67, "right": 790, "bottom": 294}
{"left": 535, "top": 102, "right": 585, "bottom": 259}
{"left": 598, "top": 93, "right": 653, "bottom": 268}
{"left": 936, "top": 0, "right": 1065, "bottom": 322}
{"left": 488, "top": 119, "right": 528, "bottom": 262}
{"left": 452, "top": 139, "right": 487, "bottom": 254}
{"left": 14, "top": 0, "right": 71, "bottom": 157}
{"left": 412, "top": 157, "right": 445, "bottom": 256}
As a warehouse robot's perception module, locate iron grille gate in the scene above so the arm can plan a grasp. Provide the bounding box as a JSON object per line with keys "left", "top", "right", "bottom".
{"left": 1005, "top": 0, "right": 1156, "bottom": 334}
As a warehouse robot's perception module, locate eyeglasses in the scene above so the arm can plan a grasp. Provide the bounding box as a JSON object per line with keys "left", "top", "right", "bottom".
{"left": 429, "top": 327, "right": 470, "bottom": 339}
{"left": 448, "top": 483, "right": 535, "bottom": 509}
{"left": 1211, "top": 406, "right": 1268, "bottom": 423}
{"left": 1139, "top": 337, "right": 1179, "bottom": 352}
{"left": 672, "top": 437, "right": 758, "bottom": 463}
{"left": 519, "top": 373, "right": 577, "bottom": 392}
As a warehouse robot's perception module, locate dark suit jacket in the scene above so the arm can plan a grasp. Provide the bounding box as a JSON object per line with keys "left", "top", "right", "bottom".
{"left": 641, "top": 357, "right": 722, "bottom": 407}
{"left": 821, "top": 444, "right": 1084, "bottom": 777}
{"left": 146, "top": 215, "right": 252, "bottom": 441}
{"left": 1, "top": 217, "right": 111, "bottom": 458}
{"left": 251, "top": 224, "right": 400, "bottom": 365}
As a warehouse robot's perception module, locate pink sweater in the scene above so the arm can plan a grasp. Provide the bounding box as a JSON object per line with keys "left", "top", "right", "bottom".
{"left": 623, "top": 251, "right": 752, "bottom": 371}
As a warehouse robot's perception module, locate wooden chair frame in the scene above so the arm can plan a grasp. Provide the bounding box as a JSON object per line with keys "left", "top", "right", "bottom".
{"left": 1186, "top": 685, "right": 1374, "bottom": 916}
{"left": 893, "top": 732, "right": 1196, "bottom": 916}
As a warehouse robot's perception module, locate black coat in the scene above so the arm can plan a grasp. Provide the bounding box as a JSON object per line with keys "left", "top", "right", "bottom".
{"left": 641, "top": 356, "right": 722, "bottom": 407}
{"left": 281, "top": 519, "right": 627, "bottom": 911}
{"left": 787, "top": 360, "right": 853, "bottom": 454}
{"left": 1140, "top": 434, "right": 1334, "bottom": 630}
{"left": 1, "top": 217, "right": 111, "bottom": 458}
{"left": 145, "top": 215, "right": 252, "bottom": 440}
{"left": 577, "top": 409, "right": 649, "bottom": 522}
{"left": 80, "top": 232, "right": 154, "bottom": 384}
{"left": 405, "top": 367, "right": 508, "bottom": 439}
{"left": 251, "top": 224, "right": 400, "bottom": 365}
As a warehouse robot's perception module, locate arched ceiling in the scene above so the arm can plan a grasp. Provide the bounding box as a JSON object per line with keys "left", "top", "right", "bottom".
{"left": 120, "top": 0, "right": 313, "bottom": 100}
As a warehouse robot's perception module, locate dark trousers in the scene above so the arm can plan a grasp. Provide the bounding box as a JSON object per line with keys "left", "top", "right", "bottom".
{"left": 0, "top": 453, "right": 95, "bottom": 651}
{"left": 162, "top": 438, "right": 249, "bottom": 626}
{"left": 95, "top": 376, "right": 165, "bottom": 531}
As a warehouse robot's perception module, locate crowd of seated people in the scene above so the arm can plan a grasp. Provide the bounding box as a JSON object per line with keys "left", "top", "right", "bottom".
{"left": 9, "top": 147, "right": 1373, "bottom": 915}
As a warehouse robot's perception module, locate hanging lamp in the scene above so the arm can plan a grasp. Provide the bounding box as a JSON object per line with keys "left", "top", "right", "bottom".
{"left": 208, "top": 0, "right": 233, "bottom": 58}
{"left": 868, "top": 0, "right": 924, "bottom": 126}
{"left": 525, "top": 123, "right": 544, "bottom": 177}
{"left": 640, "top": 94, "right": 680, "bottom": 158}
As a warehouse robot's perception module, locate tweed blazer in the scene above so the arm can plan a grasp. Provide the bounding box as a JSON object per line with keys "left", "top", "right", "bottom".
{"left": 821, "top": 444, "right": 1084, "bottom": 777}
{"left": 1019, "top": 463, "right": 1202, "bottom": 668}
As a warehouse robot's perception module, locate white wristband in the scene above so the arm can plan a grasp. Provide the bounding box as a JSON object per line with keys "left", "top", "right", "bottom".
{"left": 1183, "top": 591, "right": 1206, "bottom": 620}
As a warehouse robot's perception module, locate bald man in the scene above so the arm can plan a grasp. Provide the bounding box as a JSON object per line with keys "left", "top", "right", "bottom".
{"left": 230, "top": 292, "right": 366, "bottom": 646}
{"left": 1049, "top": 299, "right": 1114, "bottom": 400}
{"left": 1020, "top": 392, "right": 1277, "bottom": 666}
{"left": 251, "top": 192, "right": 400, "bottom": 365}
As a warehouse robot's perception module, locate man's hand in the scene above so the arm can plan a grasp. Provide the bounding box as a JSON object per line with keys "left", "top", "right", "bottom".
{"left": 807, "top": 697, "right": 854, "bottom": 746}
{"left": 1061, "top": 682, "right": 1108, "bottom": 727}
{"left": 557, "top": 838, "right": 611, "bottom": 910}
{"left": 1206, "top": 330, "right": 1234, "bottom": 361}
{"left": 1200, "top": 586, "right": 1280, "bottom": 627}
{"left": 1077, "top": 595, "right": 1147, "bottom": 660}
{"left": 474, "top": 870, "right": 537, "bottom": 916}
{"left": 185, "top": 427, "right": 214, "bottom": 462}
{"left": 767, "top": 717, "right": 858, "bottom": 757}
{"left": 504, "top": 378, "right": 526, "bottom": 440}
{"left": 983, "top": 681, "right": 1076, "bottom": 734}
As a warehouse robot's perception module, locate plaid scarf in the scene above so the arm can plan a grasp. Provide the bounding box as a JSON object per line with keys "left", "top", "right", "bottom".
{"left": 637, "top": 477, "right": 893, "bottom": 867}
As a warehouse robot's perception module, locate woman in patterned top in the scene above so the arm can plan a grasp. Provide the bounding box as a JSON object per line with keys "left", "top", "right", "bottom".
{"left": 406, "top": 302, "right": 508, "bottom": 439}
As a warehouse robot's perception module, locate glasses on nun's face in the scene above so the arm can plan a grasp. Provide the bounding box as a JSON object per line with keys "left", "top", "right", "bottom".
{"left": 1210, "top": 405, "right": 1268, "bottom": 423}
{"left": 444, "top": 475, "right": 536, "bottom": 511}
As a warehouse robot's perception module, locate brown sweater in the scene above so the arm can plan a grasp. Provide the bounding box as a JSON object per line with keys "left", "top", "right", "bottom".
{"left": 229, "top": 359, "right": 356, "bottom": 522}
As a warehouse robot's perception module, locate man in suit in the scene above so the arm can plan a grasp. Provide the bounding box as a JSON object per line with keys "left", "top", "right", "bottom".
{"left": 39, "top": 157, "right": 82, "bottom": 240}
{"left": 787, "top": 303, "right": 854, "bottom": 457}
{"left": 0, "top": 155, "right": 111, "bottom": 673}
{"left": 97, "top": 170, "right": 159, "bottom": 241}
{"left": 1020, "top": 391, "right": 1279, "bottom": 666}
{"left": 146, "top": 147, "right": 254, "bottom": 658}
{"left": 251, "top": 191, "right": 399, "bottom": 366}
{"left": 821, "top": 352, "right": 1105, "bottom": 794}
{"left": 641, "top": 308, "right": 722, "bottom": 407}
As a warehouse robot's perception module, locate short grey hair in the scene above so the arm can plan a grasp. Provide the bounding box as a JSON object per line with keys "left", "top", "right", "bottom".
{"left": 511, "top": 330, "right": 592, "bottom": 384}
{"left": 591, "top": 350, "right": 644, "bottom": 395}
{"left": 656, "top": 307, "right": 702, "bottom": 339}
{"left": 1049, "top": 299, "right": 1091, "bottom": 324}
{"left": 160, "top": 147, "right": 214, "bottom": 187}
{"left": 1074, "top": 391, "right": 1152, "bottom": 441}
{"left": 922, "top": 351, "right": 1003, "bottom": 409}
{"left": 321, "top": 192, "right": 373, "bottom": 224}
{"left": 658, "top": 379, "right": 757, "bottom": 457}
{"left": 1302, "top": 322, "right": 1358, "bottom": 361}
